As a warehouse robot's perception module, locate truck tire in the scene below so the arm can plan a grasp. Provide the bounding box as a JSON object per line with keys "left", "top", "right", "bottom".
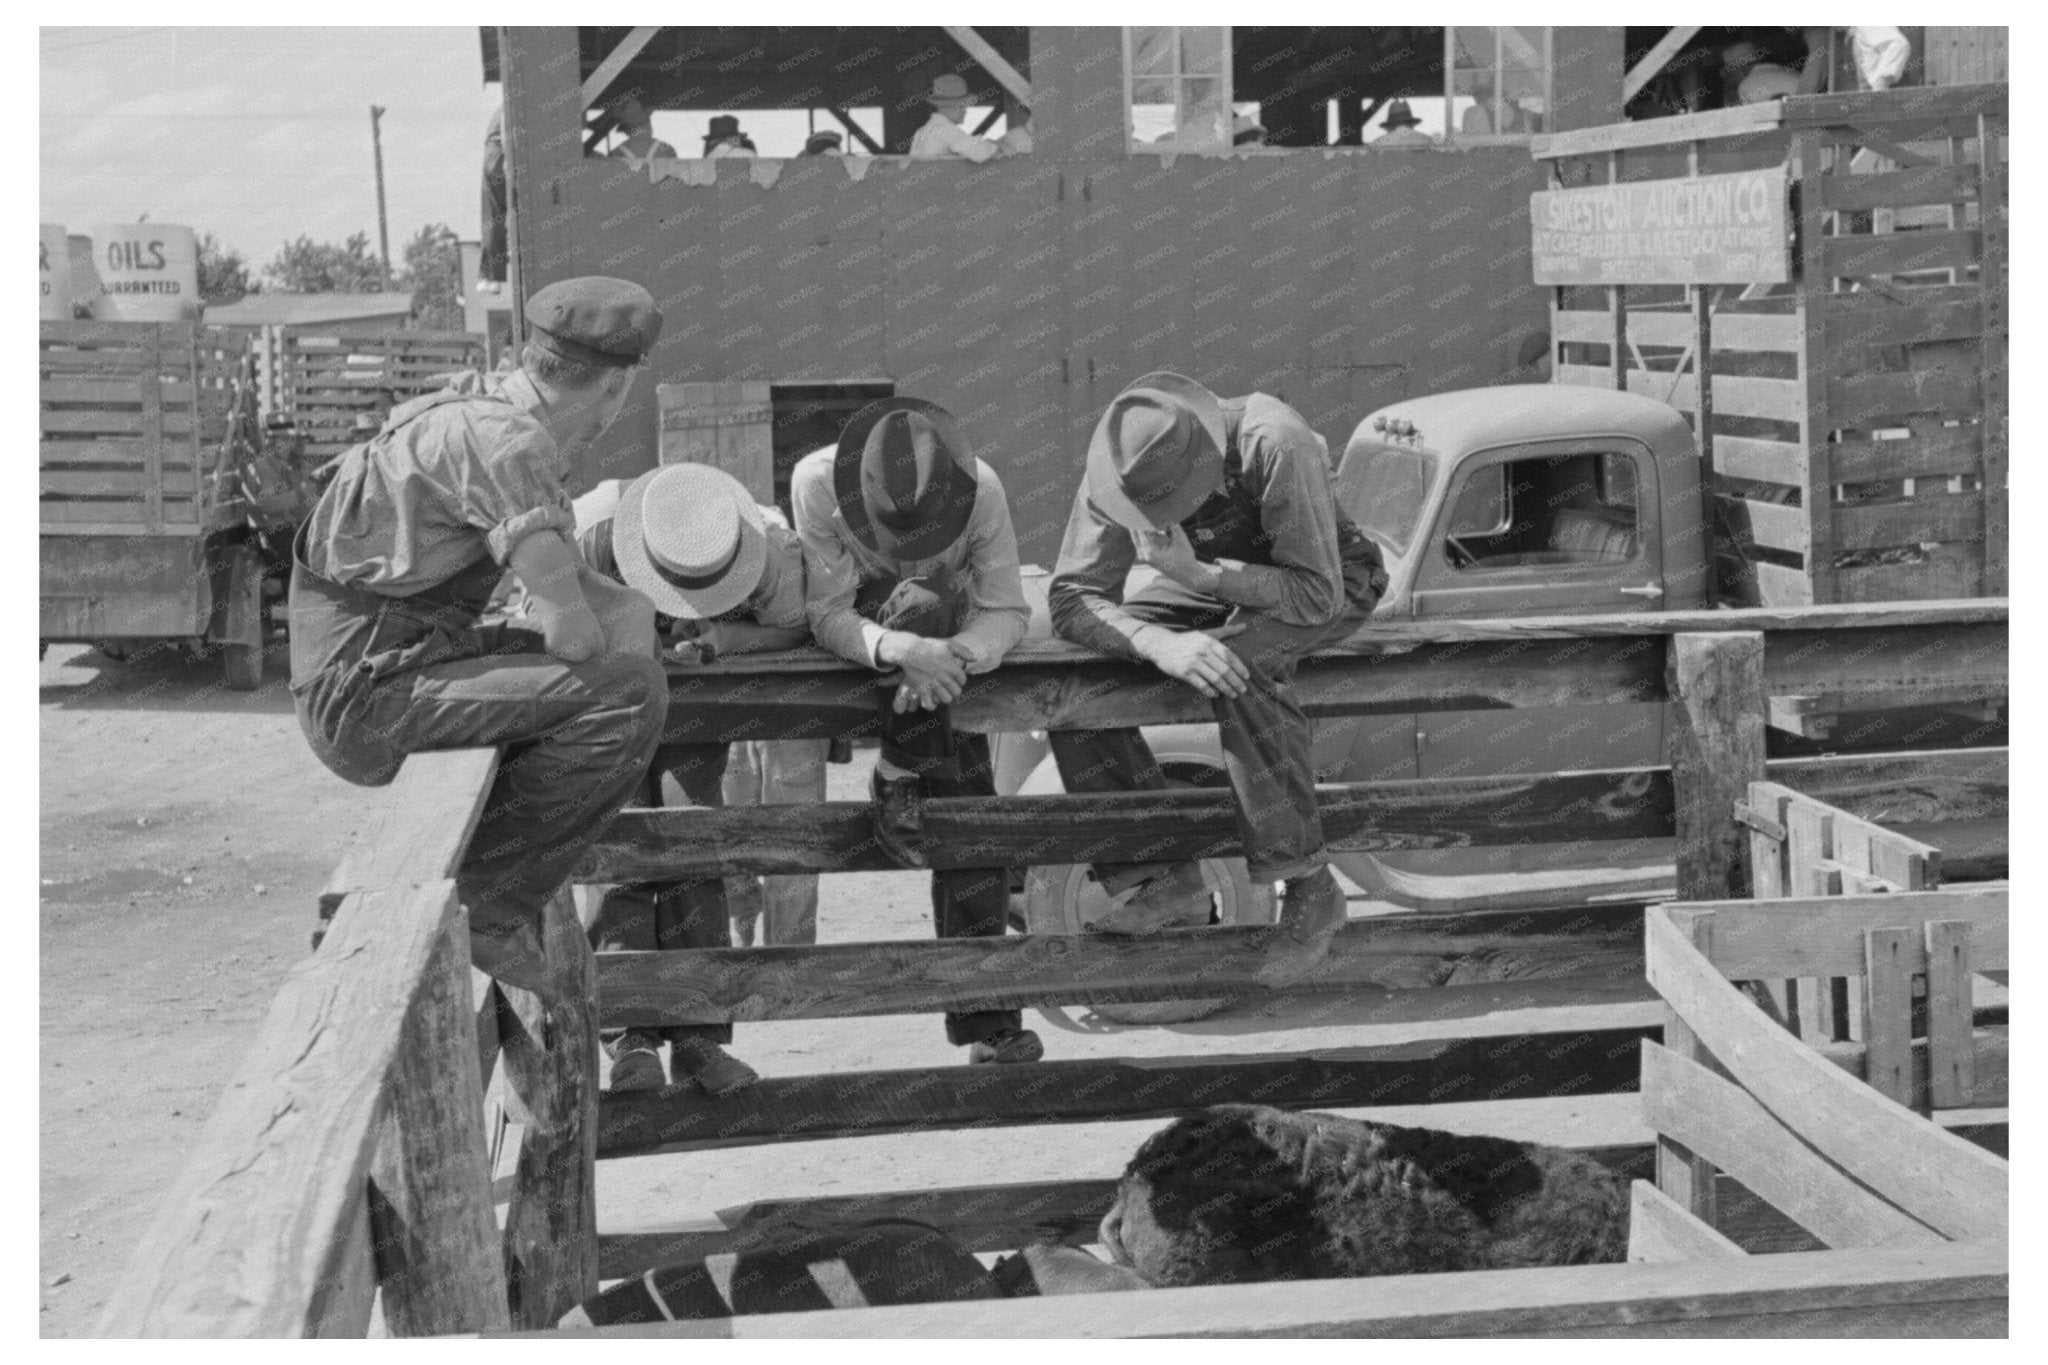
{"left": 222, "top": 640, "right": 263, "bottom": 691}
{"left": 1020, "top": 756, "right": 1276, "bottom": 1025}
{"left": 219, "top": 544, "right": 265, "bottom": 691}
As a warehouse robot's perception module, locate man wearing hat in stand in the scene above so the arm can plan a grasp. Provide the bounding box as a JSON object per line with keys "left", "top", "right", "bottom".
{"left": 1374, "top": 99, "right": 1436, "bottom": 147}
{"left": 289, "top": 278, "right": 669, "bottom": 992}
{"left": 570, "top": 463, "right": 814, "bottom": 1093}
{"left": 801, "top": 129, "right": 845, "bottom": 157}
{"left": 790, "top": 399, "right": 1040, "bottom": 1064}
{"left": 704, "top": 114, "right": 758, "bottom": 158}
{"left": 1046, "top": 374, "right": 1388, "bottom": 985}
{"left": 909, "top": 73, "right": 1004, "bottom": 161}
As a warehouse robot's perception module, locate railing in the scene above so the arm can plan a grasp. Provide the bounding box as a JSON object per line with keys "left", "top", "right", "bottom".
{"left": 99, "top": 599, "right": 2007, "bottom": 1336}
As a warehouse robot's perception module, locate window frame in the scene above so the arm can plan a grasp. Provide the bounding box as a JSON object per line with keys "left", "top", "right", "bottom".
{"left": 1434, "top": 443, "right": 1647, "bottom": 577}
{"left": 1122, "top": 26, "right": 1235, "bottom": 155}
{"left": 1443, "top": 26, "right": 1552, "bottom": 145}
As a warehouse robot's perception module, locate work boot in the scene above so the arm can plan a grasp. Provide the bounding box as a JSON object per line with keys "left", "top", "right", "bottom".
{"left": 1084, "top": 863, "right": 1212, "bottom": 936}
{"left": 969, "top": 1027, "right": 1045, "bottom": 1065}
{"left": 669, "top": 1036, "right": 760, "bottom": 1098}
{"left": 870, "top": 769, "right": 930, "bottom": 868}
{"left": 1253, "top": 867, "right": 1348, "bottom": 990}
{"left": 606, "top": 1030, "right": 668, "bottom": 1093}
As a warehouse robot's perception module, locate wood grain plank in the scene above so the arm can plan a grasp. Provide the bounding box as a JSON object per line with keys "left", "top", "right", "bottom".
{"left": 96, "top": 883, "right": 464, "bottom": 1336}
{"left": 1640, "top": 1042, "right": 1940, "bottom": 1249}
{"left": 1829, "top": 370, "right": 1981, "bottom": 427}
{"left": 1712, "top": 435, "right": 1805, "bottom": 485}
{"left": 1668, "top": 633, "right": 1766, "bottom": 903}
{"left": 1860, "top": 928, "right": 1918, "bottom": 1107}
{"left": 1629, "top": 1180, "right": 1747, "bottom": 1263}
{"left": 1821, "top": 228, "right": 1979, "bottom": 279}
{"left": 319, "top": 748, "right": 501, "bottom": 915}
{"left": 1687, "top": 889, "right": 2004, "bottom": 991}
{"left": 1829, "top": 426, "right": 1982, "bottom": 484}
{"left": 596, "top": 1028, "right": 1654, "bottom": 1158}
{"left": 596, "top": 903, "right": 1649, "bottom": 1028}
{"left": 1922, "top": 920, "right": 1976, "bottom": 1108}
{"left": 1813, "top": 1025, "right": 2005, "bottom": 1111}
{"left": 304, "top": 1193, "right": 379, "bottom": 1338}
{"left": 1818, "top": 166, "right": 1979, "bottom": 211}
{"left": 1645, "top": 908, "right": 2007, "bottom": 1241}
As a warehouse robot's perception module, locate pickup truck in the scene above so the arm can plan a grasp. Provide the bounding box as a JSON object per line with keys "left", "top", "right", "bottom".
{"left": 998, "top": 382, "right": 1995, "bottom": 936}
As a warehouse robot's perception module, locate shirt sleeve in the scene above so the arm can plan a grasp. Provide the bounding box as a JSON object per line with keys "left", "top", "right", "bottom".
{"left": 1204, "top": 412, "right": 1347, "bottom": 627}
{"left": 745, "top": 521, "right": 812, "bottom": 631}
{"left": 950, "top": 466, "right": 1031, "bottom": 670}
{"left": 1046, "top": 483, "right": 1153, "bottom": 661}
{"left": 574, "top": 516, "right": 618, "bottom": 579}
{"left": 455, "top": 411, "right": 578, "bottom": 566}
{"left": 928, "top": 116, "right": 1000, "bottom": 163}
{"left": 791, "top": 454, "right": 891, "bottom": 668}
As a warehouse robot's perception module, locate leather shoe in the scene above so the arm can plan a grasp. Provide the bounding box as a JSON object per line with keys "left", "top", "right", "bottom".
{"left": 870, "top": 769, "right": 930, "bottom": 868}
{"left": 968, "top": 1027, "right": 1044, "bottom": 1065}
{"left": 1084, "top": 863, "right": 1212, "bottom": 935}
{"left": 670, "top": 1036, "right": 760, "bottom": 1097}
{"left": 1253, "top": 867, "right": 1347, "bottom": 990}
{"left": 607, "top": 1030, "right": 667, "bottom": 1092}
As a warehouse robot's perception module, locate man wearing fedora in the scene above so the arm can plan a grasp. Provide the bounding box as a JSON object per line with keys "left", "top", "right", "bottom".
{"left": 909, "top": 72, "right": 1003, "bottom": 161}
{"left": 289, "top": 277, "right": 669, "bottom": 994}
{"left": 569, "top": 463, "right": 813, "bottom": 1094}
{"left": 1046, "top": 374, "right": 1388, "bottom": 983}
{"left": 791, "top": 399, "right": 1039, "bottom": 1064}
{"left": 1375, "top": 99, "right": 1437, "bottom": 147}
{"left": 704, "top": 114, "right": 757, "bottom": 158}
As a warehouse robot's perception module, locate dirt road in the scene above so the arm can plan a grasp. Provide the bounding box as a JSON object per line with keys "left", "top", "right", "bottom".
{"left": 38, "top": 640, "right": 1646, "bottom": 1337}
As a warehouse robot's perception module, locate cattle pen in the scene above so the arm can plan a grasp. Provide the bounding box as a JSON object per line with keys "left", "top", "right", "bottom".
{"left": 96, "top": 600, "right": 2009, "bottom": 1337}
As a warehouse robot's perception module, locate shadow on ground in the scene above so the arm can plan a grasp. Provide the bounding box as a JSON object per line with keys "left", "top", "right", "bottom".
{"left": 39, "top": 640, "right": 296, "bottom": 716}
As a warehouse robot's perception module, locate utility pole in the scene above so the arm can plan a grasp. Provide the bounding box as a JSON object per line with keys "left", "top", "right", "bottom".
{"left": 369, "top": 104, "right": 392, "bottom": 291}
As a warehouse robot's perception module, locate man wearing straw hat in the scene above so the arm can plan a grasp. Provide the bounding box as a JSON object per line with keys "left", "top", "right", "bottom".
{"left": 791, "top": 398, "right": 1040, "bottom": 1064}
{"left": 571, "top": 463, "right": 814, "bottom": 1094}
{"left": 289, "top": 277, "right": 668, "bottom": 993}
{"left": 1046, "top": 374, "right": 1387, "bottom": 985}
{"left": 909, "top": 72, "right": 1004, "bottom": 161}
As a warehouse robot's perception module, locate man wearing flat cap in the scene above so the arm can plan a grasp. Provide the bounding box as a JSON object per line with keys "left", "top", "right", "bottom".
{"left": 1047, "top": 374, "right": 1388, "bottom": 983}
{"left": 568, "top": 463, "right": 819, "bottom": 1094}
{"left": 791, "top": 399, "right": 1040, "bottom": 1064}
{"left": 289, "top": 276, "right": 668, "bottom": 992}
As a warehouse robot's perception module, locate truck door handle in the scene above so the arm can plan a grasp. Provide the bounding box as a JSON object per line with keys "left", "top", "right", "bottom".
{"left": 1618, "top": 583, "right": 1664, "bottom": 600}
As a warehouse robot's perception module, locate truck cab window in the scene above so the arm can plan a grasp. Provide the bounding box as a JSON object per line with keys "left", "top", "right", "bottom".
{"left": 1443, "top": 451, "right": 1639, "bottom": 571}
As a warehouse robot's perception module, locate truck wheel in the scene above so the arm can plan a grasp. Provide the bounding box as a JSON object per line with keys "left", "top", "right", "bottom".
{"left": 219, "top": 545, "right": 265, "bottom": 691}
{"left": 222, "top": 640, "right": 263, "bottom": 691}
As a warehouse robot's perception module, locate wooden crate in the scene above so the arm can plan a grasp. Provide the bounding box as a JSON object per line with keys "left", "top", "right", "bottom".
{"left": 39, "top": 321, "right": 237, "bottom": 537}
{"left": 280, "top": 329, "right": 485, "bottom": 460}
{"left": 657, "top": 380, "right": 775, "bottom": 502}
{"left": 1542, "top": 84, "right": 2007, "bottom": 608}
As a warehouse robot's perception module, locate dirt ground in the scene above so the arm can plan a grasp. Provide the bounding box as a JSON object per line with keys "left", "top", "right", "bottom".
{"left": 38, "top": 640, "right": 1648, "bottom": 1337}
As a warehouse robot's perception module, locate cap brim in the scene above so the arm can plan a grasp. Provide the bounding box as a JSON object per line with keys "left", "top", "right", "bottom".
{"left": 1085, "top": 372, "right": 1227, "bottom": 531}
{"left": 613, "top": 468, "right": 766, "bottom": 621}
{"left": 833, "top": 397, "right": 976, "bottom": 559}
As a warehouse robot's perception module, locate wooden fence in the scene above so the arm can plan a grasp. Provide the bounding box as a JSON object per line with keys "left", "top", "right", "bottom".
{"left": 99, "top": 600, "right": 2007, "bottom": 1336}
{"left": 269, "top": 329, "right": 486, "bottom": 460}
{"left": 1537, "top": 85, "right": 2008, "bottom": 610}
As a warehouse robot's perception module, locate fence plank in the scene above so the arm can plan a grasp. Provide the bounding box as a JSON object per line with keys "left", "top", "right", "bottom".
{"left": 1669, "top": 633, "right": 1765, "bottom": 902}
{"left": 368, "top": 919, "right": 510, "bottom": 1335}
{"left": 498, "top": 890, "right": 601, "bottom": 1330}
{"left": 319, "top": 748, "right": 500, "bottom": 916}
{"left": 1645, "top": 908, "right": 2007, "bottom": 1241}
{"left": 96, "top": 883, "right": 464, "bottom": 1336}
{"left": 1922, "top": 921, "right": 1976, "bottom": 1109}
{"left": 1859, "top": 928, "right": 1918, "bottom": 1108}
{"left": 1821, "top": 228, "right": 1979, "bottom": 279}
{"left": 596, "top": 1028, "right": 1652, "bottom": 1159}
{"left": 1683, "top": 889, "right": 2005, "bottom": 989}
{"left": 1829, "top": 426, "right": 1982, "bottom": 484}
{"left": 1639, "top": 1043, "right": 1941, "bottom": 1250}
{"left": 1832, "top": 496, "right": 1984, "bottom": 552}
{"left": 1813, "top": 1026, "right": 2005, "bottom": 1112}
{"left": 597, "top": 903, "right": 1648, "bottom": 1028}
{"left": 1628, "top": 1180, "right": 1747, "bottom": 1263}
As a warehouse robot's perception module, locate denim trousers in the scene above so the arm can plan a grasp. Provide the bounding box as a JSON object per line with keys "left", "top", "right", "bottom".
{"left": 859, "top": 572, "right": 1019, "bottom": 1048}
{"left": 1049, "top": 572, "right": 1373, "bottom": 889}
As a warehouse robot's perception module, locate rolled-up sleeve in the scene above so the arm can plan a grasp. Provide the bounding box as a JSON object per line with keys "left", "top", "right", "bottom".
{"left": 792, "top": 452, "right": 889, "bottom": 668}
{"left": 1047, "top": 484, "right": 1153, "bottom": 661}
{"left": 951, "top": 465, "right": 1031, "bottom": 669}
{"left": 1206, "top": 415, "right": 1345, "bottom": 626}
{"left": 456, "top": 417, "right": 577, "bottom": 566}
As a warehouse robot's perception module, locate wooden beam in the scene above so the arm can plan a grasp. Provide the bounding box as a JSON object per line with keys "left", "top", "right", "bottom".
{"left": 825, "top": 107, "right": 884, "bottom": 155}
{"left": 1622, "top": 27, "right": 1703, "bottom": 103}
{"left": 942, "top": 26, "right": 1031, "bottom": 106}
{"left": 319, "top": 748, "right": 500, "bottom": 918}
{"left": 1677, "top": 888, "right": 2007, "bottom": 979}
{"left": 367, "top": 920, "right": 509, "bottom": 1335}
{"left": 1628, "top": 1179, "right": 1746, "bottom": 1262}
{"left": 578, "top": 26, "right": 660, "bottom": 108}
{"left": 596, "top": 1028, "right": 1653, "bottom": 1158}
{"left": 596, "top": 903, "right": 1649, "bottom": 1028}
{"left": 498, "top": 890, "right": 601, "bottom": 1329}
{"left": 515, "top": 1240, "right": 2007, "bottom": 1339}
{"left": 98, "top": 883, "right": 466, "bottom": 1336}
{"left": 1646, "top": 908, "right": 2008, "bottom": 1241}
{"left": 1668, "top": 632, "right": 1767, "bottom": 901}
{"left": 580, "top": 768, "right": 1673, "bottom": 880}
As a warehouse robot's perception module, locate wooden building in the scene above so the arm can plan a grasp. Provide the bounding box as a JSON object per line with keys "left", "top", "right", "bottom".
{"left": 490, "top": 26, "right": 1624, "bottom": 561}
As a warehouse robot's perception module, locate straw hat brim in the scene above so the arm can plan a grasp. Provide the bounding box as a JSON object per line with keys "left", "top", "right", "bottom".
{"left": 1085, "top": 372, "right": 1227, "bottom": 531}
{"left": 613, "top": 466, "right": 767, "bottom": 621}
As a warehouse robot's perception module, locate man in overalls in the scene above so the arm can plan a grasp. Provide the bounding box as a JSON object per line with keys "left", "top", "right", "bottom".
{"left": 289, "top": 277, "right": 669, "bottom": 992}
{"left": 1047, "top": 373, "right": 1388, "bottom": 983}
{"left": 791, "top": 398, "right": 1039, "bottom": 1063}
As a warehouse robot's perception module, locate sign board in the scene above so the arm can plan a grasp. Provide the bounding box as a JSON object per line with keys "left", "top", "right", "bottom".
{"left": 40, "top": 224, "right": 71, "bottom": 320}
{"left": 1530, "top": 166, "right": 1790, "bottom": 286}
{"left": 89, "top": 223, "right": 200, "bottom": 321}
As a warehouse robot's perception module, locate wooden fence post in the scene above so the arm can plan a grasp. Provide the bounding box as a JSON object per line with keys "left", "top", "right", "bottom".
{"left": 368, "top": 920, "right": 511, "bottom": 1334}
{"left": 1658, "top": 631, "right": 1766, "bottom": 1223}
{"left": 1668, "top": 632, "right": 1766, "bottom": 902}
{"left": 498, "top": 888, "right": 601, "bottom": 1329}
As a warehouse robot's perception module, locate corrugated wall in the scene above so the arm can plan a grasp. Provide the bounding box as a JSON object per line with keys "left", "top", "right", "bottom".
{"left": 505, "top": 26, "right": 1615, "bottom": 561}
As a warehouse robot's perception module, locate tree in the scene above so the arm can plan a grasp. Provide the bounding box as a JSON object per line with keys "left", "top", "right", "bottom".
{"left": 401, "top": 224, "right": 464, "bottom": 331}
{"left": 264, "top": 232, "right": 388, "bottom": 294}
{"left": 197, "top": 233, "right": 258, "bottom": 304}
